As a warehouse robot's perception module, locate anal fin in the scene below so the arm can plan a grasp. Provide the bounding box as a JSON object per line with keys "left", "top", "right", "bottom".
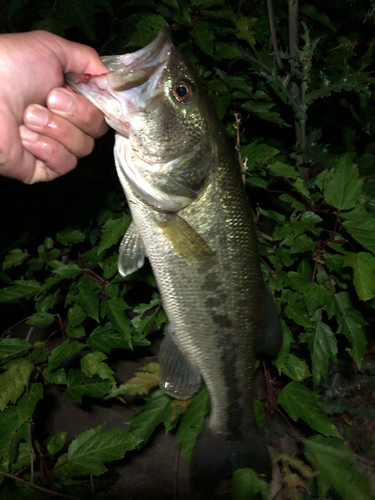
{"left": 159, "top": 328, "right": 201, "bottom": 400}
{"left": 118, "top": 221, "right": 146, "bottom": 277}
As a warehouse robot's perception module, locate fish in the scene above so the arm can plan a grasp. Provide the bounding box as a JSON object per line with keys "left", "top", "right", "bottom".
{"left": 66, "top": 28, "right": 282, "bottom": 492}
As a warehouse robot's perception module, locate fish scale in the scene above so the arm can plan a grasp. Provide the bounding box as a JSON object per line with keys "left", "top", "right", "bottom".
{"left": 66, "top": 28, "right": 282, "bottom": 492}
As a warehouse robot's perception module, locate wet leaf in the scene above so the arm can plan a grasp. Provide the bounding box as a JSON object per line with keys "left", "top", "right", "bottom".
{"left": 343, "top": 252, "right": 375, "bottom": 301}
{"left": 54, "top": 426, "right": 141, "bottom": 477}
{"left": 304, "top": 435, "right": 371, "bottom": 500}
{"left": 278, "top": 382, "right": 341, "bottom": 437}
{"left": 127, "top": 389, "right": 171, "bottom": 444}
{"left": 176, "top": 386, "right": 210, "bottom": 462}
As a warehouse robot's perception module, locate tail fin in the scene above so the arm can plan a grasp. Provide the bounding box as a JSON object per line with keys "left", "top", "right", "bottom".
{"left": 190, "top": 426, "right": 272, "bottom": 497}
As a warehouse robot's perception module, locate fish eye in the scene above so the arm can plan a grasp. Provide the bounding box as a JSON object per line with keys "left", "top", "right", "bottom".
{"left": 172, "top": 81, "right": 194, "bottom": 103}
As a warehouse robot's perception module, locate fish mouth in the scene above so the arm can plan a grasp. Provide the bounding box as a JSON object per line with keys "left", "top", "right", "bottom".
{"left": 65, "top": 28, "right": 173, "bottom": 135}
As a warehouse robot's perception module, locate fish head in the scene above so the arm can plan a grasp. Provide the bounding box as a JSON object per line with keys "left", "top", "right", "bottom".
{"left": 66, "top": 29, "right": 221, "bottom": 211}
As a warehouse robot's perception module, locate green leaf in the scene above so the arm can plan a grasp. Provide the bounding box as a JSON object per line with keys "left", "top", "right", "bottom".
{"left": 127, "top": 389, "right": 171, "bottom": 444}
{"left": 47, "top": 432, "right": 67, "bottom": 456}
{"left": 176, "top": 386, "right": 210, "bottom": 462}
{"left": 47, "top": 340, "right": 85, "bottom": 371}
{"left": 0, "top": 339, "right": 31, "bottom": 363}
{"left": 0, "top": 359, "right": 34, "bottom": 410}
{"left": 35, "top": 288, "right": 60, "bottom": 312}
{"left": 278, "top": 382, "right": 341, "bottom": 438}
{"left": 290, "top": 234, "right": 316, "bottom": 254}
{"left": 68, "top": 303, "right": 88, "bottom": 327}
{"left": 43, "top": 367, "right": 67, "bottom": 385}
{"left": 80, "top": 352, "right": 115, "bottom": 384}
{"left": 103, "top": 298, "right": 133, "bottom": 347}
{"left": 193, "top": 21, "right": 216, "bottom": 56}
{"left": 98, "top": 216, "right": 131, "bottom": 255}
{"left": 241, "top": 142, "right": 279, "bottom": 169}
{"left": 320, "top": 154, "right": 363, "bottom": 210}
{"left": 54, "top": 426, "right": 141, "bottom": 477}
{"left": 0, "top": 279, "right": 42, "bottom": 301}
{"left": 2, "top": 249, "right": 28, "bottom": 270}
{"left": 302, "top": 319, "right": 337, "bottom": 386}
{"left": 11, "top": 440, "right": 34, "bottom": 473}
{"left": 232, "top": 468, "right": 269, "bottom": 500}
{"left": 126, "top": 15, "right": 169, "bottom": 47}
{"left": 75, "top": 278, "right": 100, "bottom": 322}
{"left": 267, "top": 161, "right": 300, "bottom": 179}
{"left": 304, "top": 435, "right": 371, "bottom": 500}
{"left": 66, "top": 326, "right": 86, "bottom": 338}
{"left": 341, "top": 208, "right": 375, "bottom": 254}
{"left": 64, "top": 370, "right": 112, "bottom": 403}
{"left": 273, "top": 322, "right": 311, "bottom": 382}
{"left": 26, "top": 311, "right": 54, "bottom": 326}
{"left": 303, "top": 283, "right": 331, "bottom": 316}
{"left": 86, "top": 323, "right": 129, "bottom": 353}
{"left": 343, "top": 252, "right": 375, "bottom": 301}
{"left": 56, "top": 229, "right": 85, "bottom": 246}
{"left": 336, "top": 295, "right": 367, "bottom": 367}
{"left": 131, "top": 297, "right": 166, "bottom": 337}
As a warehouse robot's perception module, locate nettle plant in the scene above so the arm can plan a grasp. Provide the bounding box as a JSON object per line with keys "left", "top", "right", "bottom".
{"left": 1, "top": 0, "right": 375, "bottom": 499}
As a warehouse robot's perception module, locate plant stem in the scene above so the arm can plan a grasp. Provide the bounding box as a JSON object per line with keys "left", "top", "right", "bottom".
{"left": 267, "top": 0, "right": 283, "bottom": 70}
{"left": 0, "top": 471, "right": 79, "bottom": 499}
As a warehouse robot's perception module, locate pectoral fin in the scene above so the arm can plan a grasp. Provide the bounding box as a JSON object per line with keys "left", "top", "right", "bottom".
{"left": 157, "top": 215, "right": 215, "bottom": 263}
{"left": 118, "top": 221, "right": 146, "bottom": 277}
{"left": 159, "top": 328, "right": 201, "bottom": 400}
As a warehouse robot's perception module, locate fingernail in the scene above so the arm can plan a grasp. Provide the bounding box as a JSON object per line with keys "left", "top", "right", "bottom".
{"left": 20, "top": 125, "right": 39, "bottom": 143}
{"left": 48, "top": 88, "right": 76, "bottom": 113}
{"left": 25, "top": 105, "right": 49, "bottom": 127}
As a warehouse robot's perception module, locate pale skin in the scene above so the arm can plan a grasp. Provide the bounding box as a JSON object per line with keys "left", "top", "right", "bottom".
{"left": 0, "top": 30, "right": 108, "bottom": 184}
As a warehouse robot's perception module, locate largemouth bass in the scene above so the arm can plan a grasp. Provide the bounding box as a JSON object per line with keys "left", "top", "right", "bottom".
{"left": 67, "top": 29, "right": 282, "bottom": 490}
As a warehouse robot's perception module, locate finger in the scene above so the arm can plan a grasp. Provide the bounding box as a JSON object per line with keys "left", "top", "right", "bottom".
{"left": 19, "top": 125, "right": 78, "bottom": 183}
{"left": 47, "top": 87, "right": 108, "bottom": 139}
{"left": 24, "top": 104, "right": 95, "bottom": 158}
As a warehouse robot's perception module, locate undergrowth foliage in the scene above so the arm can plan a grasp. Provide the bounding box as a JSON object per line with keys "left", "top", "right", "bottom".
{"left": 1, "top": 0, "right": 375, "bottom": 499}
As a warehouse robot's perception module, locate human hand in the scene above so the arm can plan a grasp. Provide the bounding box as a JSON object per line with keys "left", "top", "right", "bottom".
{"left": 0, "top": 30, "right": 108, "bottom": 183}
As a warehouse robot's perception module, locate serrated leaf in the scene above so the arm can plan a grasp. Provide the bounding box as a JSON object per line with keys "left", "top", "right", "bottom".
{"left": 26, "top": 311, "right": 54, "bottom": 326}
{"left": 241, "top": 142, "right": 279, "bottom": 169}
{"left": 75, "top": 278, "right": 100, "bottom": 321}
{"left": 127, "top": 15, "right": 169, "bottom": 47}
{"left": 336, "top": 299, "right": 367, "bottom": 367}
{"left": 80, "top": 352, "right": 115, "bottom": 384}
{"left": 304, "top": 435, "right": 371, "bottom": 500}
{"left": 47, "top": 432, "right": 67, "bottom": 456}
{"left": 56, "top": 229, "right": 85, "bottom": 246}
{"left": 11, "top": 440, "right": 34, "bottom": 473}
{"left": 103, "top": 298, "right": 133, "bottom": 347}
{"left": 98, "top": 216, "right": 131, "bottom": 255}
{"left": 232, "top": 468, "right": 269, "bottom": 500}
{"left": 343, "top": 252, "right": 375, "bottom": 301}
{"left": 43, "top": 367, "right": 67, "bottom": 385}
{"left": 273, "top": 322, "right": 311, "bottom": 382}
{"left": 66, "top": 326, "right": 86, "bottom": 338}
{"left": 54, "top": 426, "right": 141, "bottom": 477}
{"left": 64, "top": 370, "right": 112, "bottom": 403}
{"left": 127, "top": 389, "right": 171, "bottom": 444}
{"left": 303, "top": 283, "right": 331, "bottom": 316}
{"left": 278, "top": 382, "right": 340, "bottom": 437}
{"left": 2, "top": 249, "right": 28, "bottom": 270}
{"left": 0, "top": 339, "right": 31, "bottom": 363}
{"left": 320, "top": 154, "right": 363, "bottom": 210}
{"left": 176, "top": 386, "right": 210, "bottom": 462}
{"left": 341, "top": 208, "right": 375, "bottom": 255}
{"left": 48, "top": 340, "right": 85, "bottom": 371}
{"left": 109, "top": 363, "right": 159, "bottom": 398}
{"left": 35, "top": 288, "right": 60, "bottom": 312}
{"left": 303, "top": 319, "right": 337, "bottom": 385}
{"left": 0, "top": 279, "right": 42, "bottom": 301}
{"left": 87, "top": 323, "right": 129, "bottom": 353}
{"left": 193, "top": 21, "right": 216, "bottom": 56}
{"left": 268, "top": 161, "right": 300, "bottom": 179}
{"left": 68, "top": 303, "right": 87, "bottom": 328}
{"left": 0, "top": 359, "right": 34, "bottom": 410}
{"left": 290, "top": 234, "right": 316, "bottom": 254}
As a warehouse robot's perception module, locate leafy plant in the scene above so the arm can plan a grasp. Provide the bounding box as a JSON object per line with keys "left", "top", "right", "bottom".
{"left": 1, "top": 0, "right": 375, "bottom": 499}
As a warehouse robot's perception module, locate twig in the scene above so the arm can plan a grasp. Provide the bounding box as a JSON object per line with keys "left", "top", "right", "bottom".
{"left": 0, "top": 471, "right": 79, "bottom": 499}
{"left": 26, "top": 326, "right": 34, "bottom": 343}
{"left": 257, "top": 231, "right": 274, "bottom": 242}
{"left": 90, "top": 475, "right": 95, "bottom": 498}
{"left": 267, "top": 0, "right": 284, "bottom": 70}
{"left": 27, "top": 422, "right": 34, "bottom": 483}
{"left": 234, "top": 113, "right": 247, "bottom": 186}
